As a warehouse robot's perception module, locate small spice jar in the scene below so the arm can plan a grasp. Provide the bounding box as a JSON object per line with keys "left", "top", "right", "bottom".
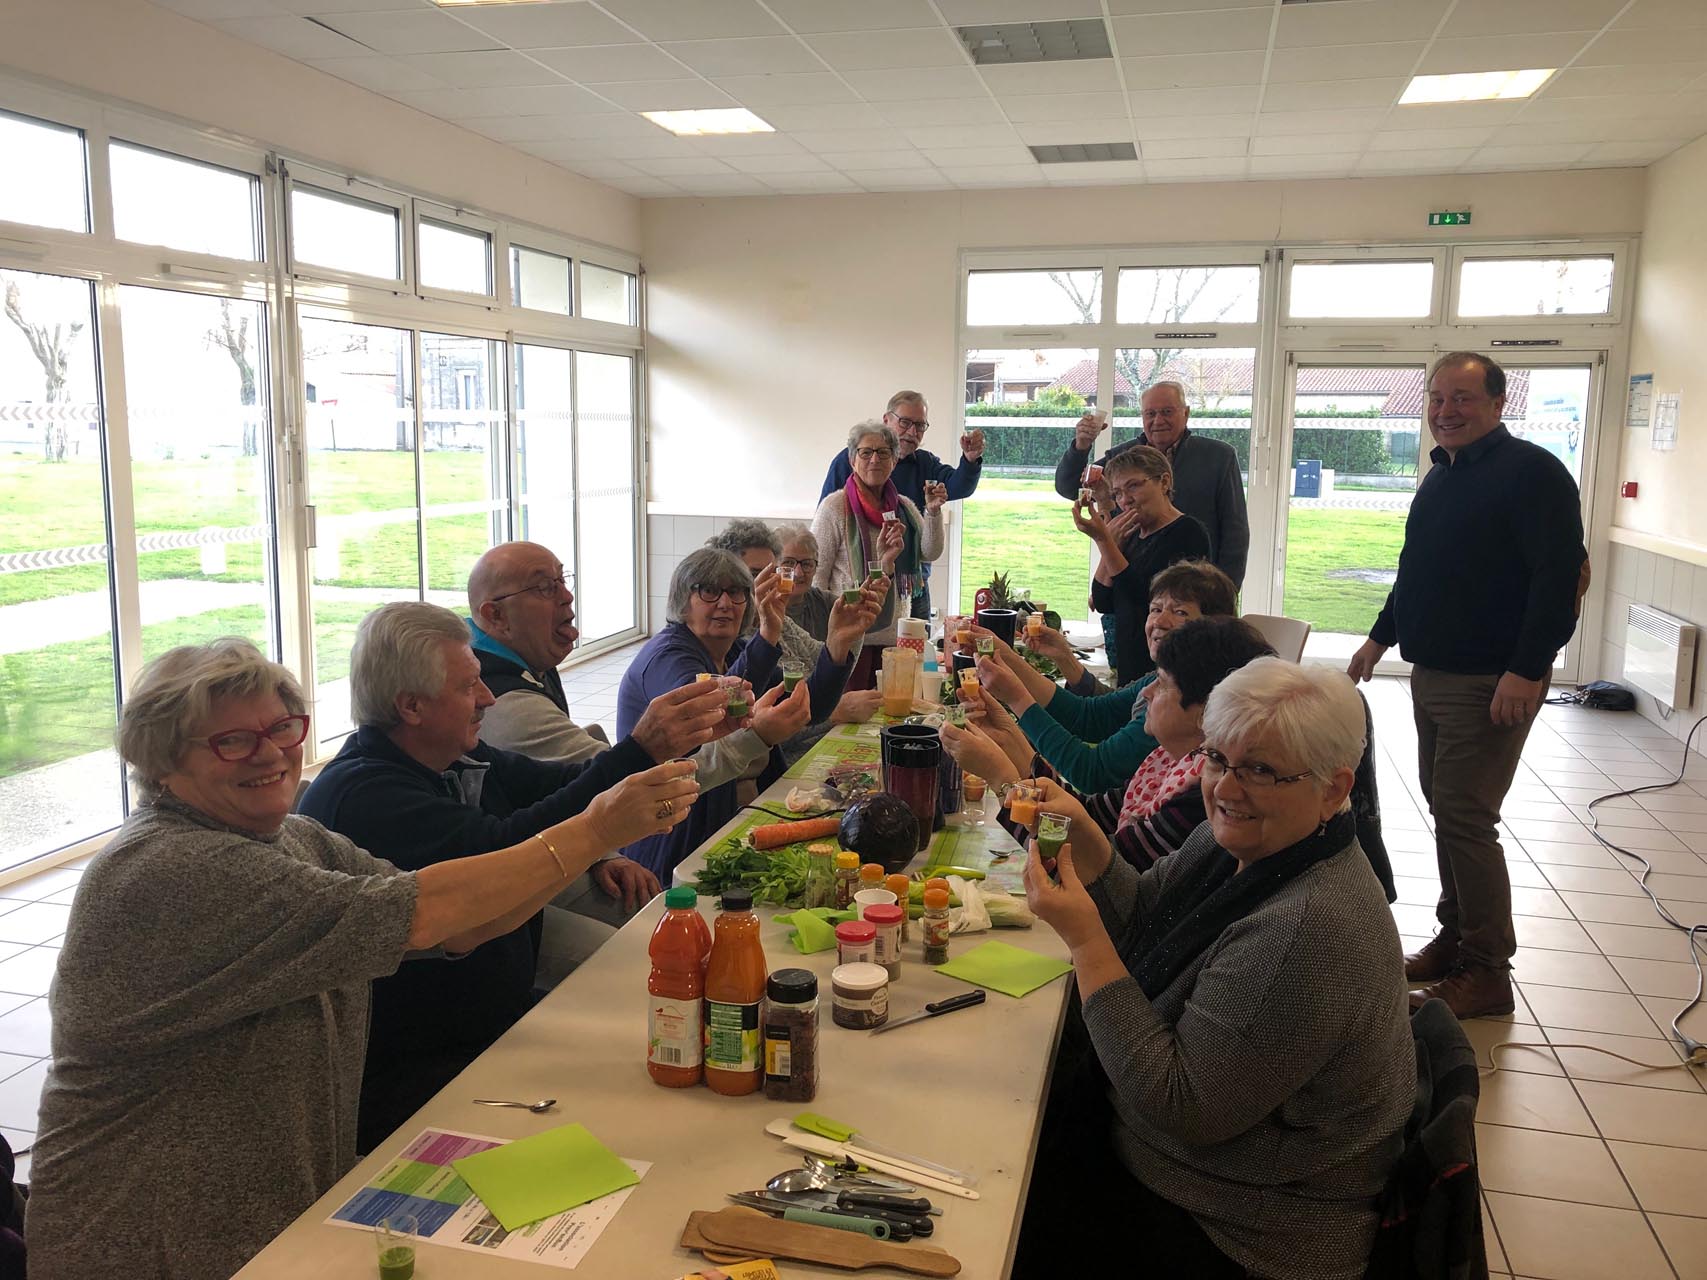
{"left": 858, "top": 862, "right": 885, "bottom": 894}
{"left": 922, "top": 887, "right": 952, "bottom": 965}
{"left": 831, "top": 962, "right": 889, "bottom": 1030}
{"left": 762, "top": 968, "right": 819, "bottom": 1102}
{"left": 884, "top": 874, "right": 912, "bottom": 942}
{"left": 835, "top": 920, "right": 877, "bottom": 968}
{"left": 833, "top": 852, "right": 860, "bottom": 908}
{"left": 863, "top": 903, "right": 905, "bottom": 980}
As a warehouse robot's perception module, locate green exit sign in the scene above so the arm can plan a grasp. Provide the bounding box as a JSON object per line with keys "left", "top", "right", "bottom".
{"left": 1429, "top": 210, "right": 1472, "bottom": 226}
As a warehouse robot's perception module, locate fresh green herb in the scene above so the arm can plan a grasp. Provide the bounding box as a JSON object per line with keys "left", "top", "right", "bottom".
{"left": 693, "top": 838, "right": 812, "bottom": 906}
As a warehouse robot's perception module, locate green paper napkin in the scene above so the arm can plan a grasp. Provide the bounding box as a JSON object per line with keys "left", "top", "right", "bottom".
{"left": 935, "top": 941, "right": 1073, "bottom": 998}
{"left": 450, "top": 1123, "right": 638, "bottom": 1231}
{"left": 787, "top": 909, "right": 839, "bottom": 954}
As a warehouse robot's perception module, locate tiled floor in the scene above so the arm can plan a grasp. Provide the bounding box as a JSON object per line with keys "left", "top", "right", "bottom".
{"left": 4, "top": 653, "right": 1707, "bottom": 1277}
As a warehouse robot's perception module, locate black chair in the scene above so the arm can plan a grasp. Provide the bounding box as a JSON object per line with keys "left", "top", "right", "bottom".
{"left": 1364, "top": 998, "right": 1488, "bottom": 1280}
{"left": 1353, "top": 689, "right": 1397, "bottom": 903}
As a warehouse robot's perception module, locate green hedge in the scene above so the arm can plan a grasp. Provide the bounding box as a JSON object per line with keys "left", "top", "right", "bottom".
{"left": 968, "top": 416, "right": 1406, "bottom": 475}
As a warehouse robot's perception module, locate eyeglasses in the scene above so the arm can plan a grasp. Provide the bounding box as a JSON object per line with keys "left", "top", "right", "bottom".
{"left": 692, "top": 584, "right": 750, "bottom": 605}
{"left": 489, "top": 573, "right": 572, "bottom": 604}
{"left": 855, "top": 447, "right": 894, "bottom": 462}
{"left": 889, "top": 413, "right": 928, "bottom": 433}
{"left": 779, "top": 556, "right": 818, "bottom": 573}
{"left": 1142, "top": 407, "right": 1181, "bottom": 420}
{"left": 204, "top": 714, "right": 310, "bottom": 763}
{"left": 1191, "top": 746, "right": 1313, "bottom": 789}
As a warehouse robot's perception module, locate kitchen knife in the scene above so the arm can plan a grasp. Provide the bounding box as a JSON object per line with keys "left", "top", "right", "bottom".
{"left": 726, "top": 1193, "right": 893, "bottom": 1240}
{"left": 871, "top": 989, "right": 987, "bottom": 1034}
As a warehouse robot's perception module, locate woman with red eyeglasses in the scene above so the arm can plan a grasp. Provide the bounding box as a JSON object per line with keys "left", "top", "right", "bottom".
{"left": 25, "top": 638, "right": 698, "bottom": 1278}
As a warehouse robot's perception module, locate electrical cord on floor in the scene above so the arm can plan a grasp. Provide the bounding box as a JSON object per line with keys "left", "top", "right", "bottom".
{"left": 1479, "top": 1039, "right": 1704, "bottom": 1077}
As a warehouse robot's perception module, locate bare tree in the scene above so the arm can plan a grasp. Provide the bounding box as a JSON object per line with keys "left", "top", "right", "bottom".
{"left": 3, "top": 279, "right": 82, "bottom": 462}
{"left": 205, "top": 298, "right": 259, "bottom": 455}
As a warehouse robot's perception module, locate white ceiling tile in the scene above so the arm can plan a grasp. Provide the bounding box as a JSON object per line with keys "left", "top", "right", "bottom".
{"left": 1039, "top": 158, "right": 1143, "bottom": 181}
{"left": 314, "top": 10, "right": 500, "bottom": 55}
{"left": 1543, "top": 64, "right": 1706, "bottom": 96}
{"left": 754, "top": 171, "right": 863, "bottom": 191}
{"left": 844, "top": 67, "right": 988, "bottom": 99}
{"left": 1436, "top": 0, "right": 1627, "bottom": 39}
{"left": 156, "top": 0, "right": 279, "bottom": 19}
{"left": 1473, "top": 142, "right": 1594, "bottom": 165}
{"left": 448, "top": 2, "right": 638, "bottom": 50}
{"left": 1139, "top": 135, "right": 1248, "bottom": 159}
{"left": 1013, "top": 118, "right": 1135, "bottom": 145}
{"left": 1367, "top": 127, "right": 1496, "bottom": 151}
{"left": 595, "top": 80, "right": 736, "bottom": 110}
{"left": 1274, "top": 0, "right": 1450, "bottom": 48}
{"left": 398, "top": 50, "right": 562, "bottom": 88}
{"left": 521, "top": 134, "right": 695, "bottom": 161}
{"left": 938, "top": 164, "right": 1047, "bottom": 183}
{"left": 1126, "top": 85, "right": 1260, "bottom": 118}
{"left": 510, "top": 111, "right": 666, "bottom": 141}
{"left": 1132, "top": 113, "right": 1258, "bottom": 140}
{"left": 936, "top": 0, "right": 1104, "bottom": 20}
{"left": 757, "top": 102, "right": 889, "bottom": 129}
{"left": 817, "top": 149, "right": 932, "bottom": 169}
{"left": 711, "top": 73, "right": 861, "bottom": 106}
{"left": 1261, "top": 78, "right": 1406, "bottom": 113}
{"left": 276, "top": 0, "right": 436, "bottom": 12}
{"left": 211, "top": 15, "right": 372, "bottom": 58}
{"left": 767, "top": 0, "right": 940, "bottom": 34}
{"left": 1109, "top": 0, "right": 1260, "bottom": 12}
{"left": 1110, "top": 8, "right": 1274, "bottom": 55}
{"left": 1254, "top": 108, "right": 1390, "bottom": 136}
{"left": 672, "top": 173, "right": 776, "bottom": 193}
{"left": 722, "top": 152, "right": 835, "bottom": 173}
{"left": 629, "top": 156, "right": 740, "bottom": 176}
{"left": 903, "top": 124, "right": 1022, "bottom": 148}
{"left": 1250, "top": 131, "right": 1373, "bottom": 156}
{"left": 558, "top": 159, "right": 645, "bottom": 181}
{"left": 661, "top": 37, "right": 823, "bottom": 78}
{"left": 1247, "top": 153, "right": 1359, "bottom": 175}
{"left": 1493, "top": 120, "right": 1635, "bottom": 147}
{"left": 1580, "top": 116, "right": 1707, "bottom": 140}
{"left": 1384, "top": 101, "right": 1525, "bottom": 130}
{"left": 1519, "top": 94, "right": 1681, "bottom": 122}
{"left": 999, "top": 92, "right": 1128, "bottom": 122}
{"left": 459, "top": 115, "right": 582, "bottom": 143}
{"left": 1580, "top": 28, "right": 1707, "bottom": 65}
{"left": 1584, "top": 139, "right": 1687, "bottom": 163}
{"left": 304, "top": 54, "right": 448, "bottom": 93}
{"left": 977, "top": 60, "right": 1120, "bottom": 98}
{"left": 1268, "top": 42, "right": 1425, "bottom": 83}
{"left": 791, "top": 128, "right": 913, "bottom": 151}
{"left": 1119, "top": 50, "right": 1265, "bottom": 88}
{"left": 804, "top": 27, "right": 968, "bottom": 70}
{"left": 874, "top": 98, "right": 1007, "bottom": 126}
{"left": 688, "top": 131, "right": 810, "bottom": 155}
{"left": 1613, "top": 0, "right": 1707, "bottom": 29}
{"left": 920, "top": 144, "right": 1034, "bottom": 165}
{"left": 839, "top": 169, "right": 949, "bottom": 188}
{"left": 530, "top": 44, "right": 698, "bottom": 83}
{"left": 1353, "top": 149, "right": 1472, "bottom": 173}
{"left": 610, "top": 177, "right": 683, "bottom": 195}
{"left": 594, "top": 0, "right": 783, "bottom": 42}
{"left": 1418, "top": 33, "right": 1599, "bottom": 75}
{"left": 460, "top": 83, "right": 622, "bottom": 117}
{"left": 1140, "top": 157, "right": 1250, "bottom": 181}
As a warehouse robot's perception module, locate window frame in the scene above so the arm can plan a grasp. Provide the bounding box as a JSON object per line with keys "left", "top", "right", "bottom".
{"left": 284, "top": 166, "right": 411, "bottom": 294}
{"left": 1280, "top": 250, "right": 1450, "bottom": 327}
{"left": 414, "top": 199, "right": 499, "bottom": 307}
{"left": 1446, "top": 240, "right": 1627, "bottom": 326}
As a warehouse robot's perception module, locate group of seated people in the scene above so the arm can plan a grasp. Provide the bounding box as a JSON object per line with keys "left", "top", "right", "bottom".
{"left": 23, "top": 405, "right": 1424, "bottom": 1278}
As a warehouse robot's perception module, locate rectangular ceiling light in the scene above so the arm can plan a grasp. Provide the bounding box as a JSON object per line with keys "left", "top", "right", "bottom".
{"left": 1029, "top": 142, "right": 1137, "bottom": 164}
{"left": 1400, "top": 69, "right": 1555, "bottom": 105}
{"left": 641, "top": 108, "right": 775, "bottom": 136}
{"left": 958, "top": 19, "right": 1111, "bottom": 65}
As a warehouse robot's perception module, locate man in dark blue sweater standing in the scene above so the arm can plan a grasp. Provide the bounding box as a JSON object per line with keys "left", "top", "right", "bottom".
{"left": 1348, "top": 352, "right": 1586, "bottom": 1020}
{"left": 819, "top": 390, "right": 985, "bottom": 620}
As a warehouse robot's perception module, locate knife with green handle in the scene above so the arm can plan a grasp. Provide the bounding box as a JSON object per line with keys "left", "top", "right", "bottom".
{"left": 726, "top": 1193, "right": 893, "bottom": 1240}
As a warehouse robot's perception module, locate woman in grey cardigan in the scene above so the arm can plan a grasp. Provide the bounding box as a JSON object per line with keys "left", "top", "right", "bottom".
{"left": 1019, "top": 658, "right": 1413, "bottom": 1279}
{"left": 26, "top": 639, "right": 699, "bottom": 1280}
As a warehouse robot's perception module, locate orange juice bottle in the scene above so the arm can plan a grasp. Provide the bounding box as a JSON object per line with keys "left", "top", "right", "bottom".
{"left": 703, "top": 887, "right": 768, "bottom": 1096}
{"left": 648, "top": 886, "right": 710, "bottom": 1088}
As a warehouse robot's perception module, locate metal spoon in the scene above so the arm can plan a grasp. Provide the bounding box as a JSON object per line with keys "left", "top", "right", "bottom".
{"left": 766, "top": 1165, "right": 831, "bottom": 1194}
{"left": 473, "top": 1097, "right": 556, "bottom": 1113}
{"left": 802, "top": 1153, "right": 916, "bottom": 1192}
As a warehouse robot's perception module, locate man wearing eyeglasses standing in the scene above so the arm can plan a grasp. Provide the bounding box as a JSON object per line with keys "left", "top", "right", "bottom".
{"left": 818, "top": 390, "right": 986, "bottom": 619}
{"left": 1347, "top": 352, "right": 1586, "bottom": 1020}
{"left": 1053, "top": 381, "right": 1249, "bottom": 590}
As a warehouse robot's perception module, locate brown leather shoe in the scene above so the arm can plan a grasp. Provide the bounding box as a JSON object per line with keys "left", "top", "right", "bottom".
{"left": 1409, "top": 964, "right": 1515, "bottom": 1019}
{"left": 1404, "top": 932, "right": 1460, "bottom": 986}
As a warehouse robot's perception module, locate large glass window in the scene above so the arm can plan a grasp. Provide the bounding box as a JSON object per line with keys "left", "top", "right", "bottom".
{"left": 419, "top": 220, "right": 492, "bottom": 297}
{"left": 1288, "top": 260, "right": 1435, "bottom": 319}
{"left": 110, "top": 143, "right": 260, "bottom": 260}
{"left": 290, "top": 187, "right": 401, "bottom": 280}
{"left": 516, "top": 343, "right": 576, "bottom": 569}
{"left": 1112, "top": 345, "right": 1257, "bottom": 486}
{"left": 1116, "top": 266, "right": 1259, "bottom": 325}
{"left": 581, "top": 264, "right": 635, "bottom": 326}
{"left": 419, "top": 332, "right": 505, "bottom": 610}
{"left": 573, "top": 351, "right": 637, "bottom": 643}
{"left": 0, "top": 268, "right": 120, "bottom": 867}
{"left": 117, "top": 287, "right": 275, "bottom": 665}
{"left": 0, "top": 111, "right": 87, "bottom": 233}
{"left": 967, "top": 269, "right": 1101, "bottom": 326}
{"left": 512, "top": 246, "right": 572, "bottom": 316}
{"left": 1457, "top": 256, "right": 1614, "bottom": 318}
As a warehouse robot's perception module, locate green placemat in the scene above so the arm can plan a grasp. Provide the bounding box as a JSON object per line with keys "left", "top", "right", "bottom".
{"left": 935, "top": 941, "right": 1073, "bottom": 998}
{"left": 450, "top": 1123, "right": 638, "bottom": 1231}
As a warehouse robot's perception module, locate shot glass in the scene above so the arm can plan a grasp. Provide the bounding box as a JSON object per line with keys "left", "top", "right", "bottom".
{"left": 1036, "top": 811, "right": 1071, "bottom": 863}
{"left": 1025, "top": 611, "right": 1045, "bottom": 636}
{"left": 842, "top": 587, "right": 864, "bottom": 605}
{"left": 975, "top": 635, "right": 996, "bottom": 657}
{"left": 719, "top": 674, "right": 750, "bottom": 719}
{"left": 882, "top": 510, "right": 899, "bottom": 524}
{"left": 781, "top": 657, "right": 805, "bottom": 695}
{"left": 375, "top": 1214, "right": 419, "bottom": 1280}
{"left": 777, "top": 563, "right": 797, "bottom": 598}
{"left": 962, "top": 772, "right": 987, "bottom": 825}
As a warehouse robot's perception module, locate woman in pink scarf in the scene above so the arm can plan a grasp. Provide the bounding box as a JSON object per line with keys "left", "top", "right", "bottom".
{"left": 810, "top": 420, "right": 945, "bottom": 689}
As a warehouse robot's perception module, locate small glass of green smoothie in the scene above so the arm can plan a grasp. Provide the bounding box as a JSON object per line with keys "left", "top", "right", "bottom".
{"left": 781, "top": 658, "right": 805, "bottom": 694}
{"left": 374, "top": 1214, "right": 419, "bottom": 1280}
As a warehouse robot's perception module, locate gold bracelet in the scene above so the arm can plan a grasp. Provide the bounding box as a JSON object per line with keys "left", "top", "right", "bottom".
{"left": 534, "top": 831, "right": 569, "bottom": 878}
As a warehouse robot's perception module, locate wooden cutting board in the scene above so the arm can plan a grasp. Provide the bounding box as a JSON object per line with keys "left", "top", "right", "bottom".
{"left": 683, "top": 1208, "right": 962, "bottom": 1276}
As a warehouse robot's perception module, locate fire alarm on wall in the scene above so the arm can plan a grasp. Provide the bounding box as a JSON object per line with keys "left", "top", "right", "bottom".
{"left": 1620, "top": 481, "right": 1639, "bottom": 498}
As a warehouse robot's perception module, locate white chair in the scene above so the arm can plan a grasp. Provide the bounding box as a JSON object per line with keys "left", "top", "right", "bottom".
{"left": 1242, "top": 613, "right": 1312, "bottom": 663}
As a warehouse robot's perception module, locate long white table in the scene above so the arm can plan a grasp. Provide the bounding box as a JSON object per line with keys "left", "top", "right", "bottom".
{"left": 239, "top": 718, "right": 1073, "bottom": 1278}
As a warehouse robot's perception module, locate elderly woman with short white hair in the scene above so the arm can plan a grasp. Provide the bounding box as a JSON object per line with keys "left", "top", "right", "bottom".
{"left": 1017, "top": 658, "right": 1413, "bottom": 1280}
{"left": 26, "top": 639, "right": 696, "bottom": 1279}
{"left": 810, "top": 419, "right": 945, "bottom": 689}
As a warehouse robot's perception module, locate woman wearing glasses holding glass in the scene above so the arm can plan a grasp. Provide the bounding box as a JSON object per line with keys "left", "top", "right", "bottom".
{"left": 615, "top": 547, "right": 880, "bottom": 878}
{"left": 809, "top": 420, "right": 945, "bottom": 690}
{"left": 1014, "top": 658, "right": 1412, "bottom": 1280}
{"left": 27, "top": 638, "right": 697, "bottom": 1278}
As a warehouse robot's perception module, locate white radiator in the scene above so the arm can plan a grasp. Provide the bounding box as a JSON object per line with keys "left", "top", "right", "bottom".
{"left": 1623, "top": 604, "right": 1698, "bottom": 709}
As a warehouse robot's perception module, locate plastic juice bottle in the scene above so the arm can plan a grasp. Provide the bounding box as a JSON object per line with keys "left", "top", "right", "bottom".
{"left": 703, "top": 887, "right": 768, "bottom": 1096}
{"left": 648, "top": 886, "right": 710, "bottom": 1088}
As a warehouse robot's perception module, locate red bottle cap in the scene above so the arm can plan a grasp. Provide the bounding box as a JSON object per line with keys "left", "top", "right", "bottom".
{"left": 863, "top": 904, "right": 905, "bottom": 926}
{"left": 835, "top": 921, "right": 877, "bottom": 943}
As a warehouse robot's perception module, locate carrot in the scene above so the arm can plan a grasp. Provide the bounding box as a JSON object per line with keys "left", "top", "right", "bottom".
{"left": 751, "top": 817, "right": 841, "bottom": 850}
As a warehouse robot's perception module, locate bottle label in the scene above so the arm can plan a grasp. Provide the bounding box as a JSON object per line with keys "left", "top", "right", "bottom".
{"left": 763, "top": 1029, "right": 792, "bottom": 1079}
{"left": 649, "top": 998, "right": 703, "bottom": 1069}
{"left": 924, "top": 916, "right": 952, "bottom": 948}
{"left": 705, "top": 999, "right": 761, "bottom": 1071}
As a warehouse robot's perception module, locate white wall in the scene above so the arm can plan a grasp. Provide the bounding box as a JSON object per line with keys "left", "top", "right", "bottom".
{"left": 641, "top": 168, "right": 1647, "bottom": 521}
{"left": 0, "top": 0, "right": 639, "bottom": 253}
